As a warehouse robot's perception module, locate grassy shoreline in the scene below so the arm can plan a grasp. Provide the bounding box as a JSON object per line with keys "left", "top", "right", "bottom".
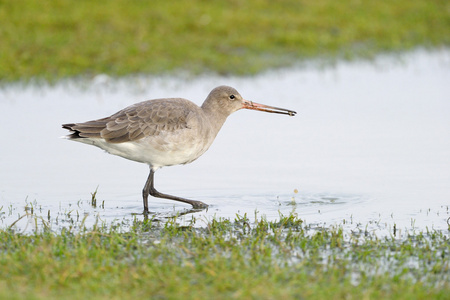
{"left": 1, "top": 0, "right": 449, "bottom": 82}
{"left": 1, "top": 213, "right": 449, "bottom": 299}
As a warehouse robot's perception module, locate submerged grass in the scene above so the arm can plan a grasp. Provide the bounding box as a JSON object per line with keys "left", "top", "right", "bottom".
{"left": 0, "top": 213, "right": 448, "bottom": 299}
{"left": 1, "top": 0, "right": 449, "bottom": 82}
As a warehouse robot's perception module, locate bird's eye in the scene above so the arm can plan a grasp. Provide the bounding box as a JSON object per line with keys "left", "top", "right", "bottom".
{"left": 229, "top": 95, "right": 235, "bottom": 100}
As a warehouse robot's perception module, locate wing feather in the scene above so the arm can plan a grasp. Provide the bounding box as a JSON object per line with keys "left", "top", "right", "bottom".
{"left": 63, "top": 98, "right": 199, "bottom": 144}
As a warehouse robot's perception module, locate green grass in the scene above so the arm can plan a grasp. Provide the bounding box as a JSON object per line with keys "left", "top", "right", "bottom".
{"left": 0, "top": 213, "right": 448, "bottom": 299}
{"left": 1, "top": 0, "right": 449, "bottom": 82}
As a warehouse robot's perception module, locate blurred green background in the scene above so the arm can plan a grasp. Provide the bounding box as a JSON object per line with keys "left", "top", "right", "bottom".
{"left": 1, "top": 0, "right": 449, "bottom": 82}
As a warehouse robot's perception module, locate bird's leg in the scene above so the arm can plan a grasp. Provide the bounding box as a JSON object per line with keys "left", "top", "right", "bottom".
{"left": 142, "top": 171, "right": 152, "bottom": 214}
{"left": 142, "top": 168, "right": 209, "bottom": 211}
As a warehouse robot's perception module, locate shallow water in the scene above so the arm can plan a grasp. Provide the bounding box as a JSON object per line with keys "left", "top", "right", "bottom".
{"left": 1, "top": 49, "right": 449, "bottom": 235}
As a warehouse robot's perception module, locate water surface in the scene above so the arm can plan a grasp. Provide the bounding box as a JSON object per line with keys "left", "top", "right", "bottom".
{"left": 1, "top": 49, "right": 449, "bottom": 235}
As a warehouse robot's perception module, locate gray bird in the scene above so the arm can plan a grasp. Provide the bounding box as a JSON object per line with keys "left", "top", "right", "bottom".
{"left": 63, "top": 86, "right": 296, "bottom": 213}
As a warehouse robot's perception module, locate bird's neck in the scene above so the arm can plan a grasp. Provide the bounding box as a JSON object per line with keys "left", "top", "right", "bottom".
{"left": 201, "top": 101, "right": 230, "bottom": 138}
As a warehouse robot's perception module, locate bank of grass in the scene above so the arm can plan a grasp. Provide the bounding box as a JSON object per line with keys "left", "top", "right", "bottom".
{"left": 0, "top": 214, "right": 448, "bottom": 299}
{"left": 1, "top": 0, "right": 449, "bottom": 82}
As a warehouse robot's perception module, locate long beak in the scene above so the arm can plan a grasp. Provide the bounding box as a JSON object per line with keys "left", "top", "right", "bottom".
{"left": 242, "top": 100, "right": 297, "bottom": 116}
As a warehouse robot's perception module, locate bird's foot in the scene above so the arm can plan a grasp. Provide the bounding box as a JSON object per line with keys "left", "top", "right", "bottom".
{"left": 191, "top": 200, "right": 209, "bottom": 210}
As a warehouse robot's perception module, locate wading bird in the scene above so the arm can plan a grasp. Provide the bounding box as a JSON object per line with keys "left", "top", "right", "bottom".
{"left": 63, "top": 86, "right": 296, "bottom": 213}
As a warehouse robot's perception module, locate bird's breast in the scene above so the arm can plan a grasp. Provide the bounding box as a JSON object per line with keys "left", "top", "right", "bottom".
{"left": 85, "top": 119, "right": 215, "bottom": 168}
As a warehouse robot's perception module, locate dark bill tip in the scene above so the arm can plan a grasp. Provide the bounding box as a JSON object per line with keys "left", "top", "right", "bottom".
{"left": 242, "top": 100, "right": 297, "bottom": 116}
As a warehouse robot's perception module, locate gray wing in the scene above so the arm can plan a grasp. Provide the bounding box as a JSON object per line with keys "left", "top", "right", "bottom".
{"left": 63, "top": 98, "right": 198, "bottom": 143}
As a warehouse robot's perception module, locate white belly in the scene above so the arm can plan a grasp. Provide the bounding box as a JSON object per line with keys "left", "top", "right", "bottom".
{"left": 73, "top": 126, "right": 215, "bottom": 169}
